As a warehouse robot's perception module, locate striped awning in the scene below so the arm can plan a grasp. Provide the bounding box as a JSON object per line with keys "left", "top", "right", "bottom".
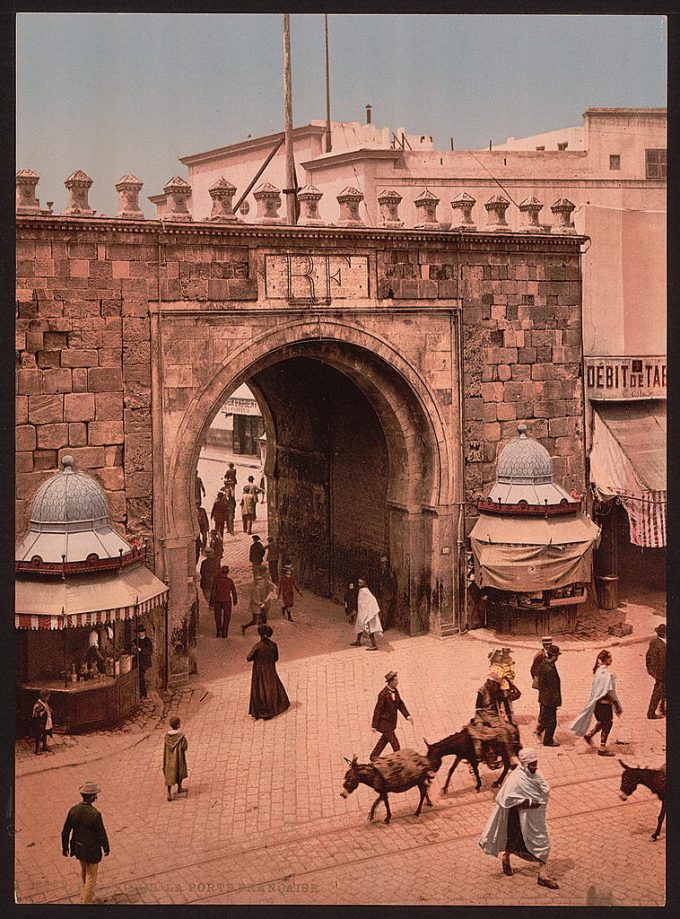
{"left": 590, "top": 402, "right": 666, "bottom": 548}
{"left": 15, "top": 563, "right": 168, "bottom": 630}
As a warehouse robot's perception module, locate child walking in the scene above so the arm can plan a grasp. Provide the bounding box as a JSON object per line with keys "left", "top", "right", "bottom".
{"left": 278, "top": 564, "right": 302, "bottom": 621}
{"left": 163, "top": 716, "right": 188, "bottom": 801}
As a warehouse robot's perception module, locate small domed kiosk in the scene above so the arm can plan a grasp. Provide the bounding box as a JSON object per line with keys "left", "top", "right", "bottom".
{"left": 470, "top": 425, "right": 600, "bottom": 635}
{"left": 16, "top": 457, "right": 168, "bottom": 733}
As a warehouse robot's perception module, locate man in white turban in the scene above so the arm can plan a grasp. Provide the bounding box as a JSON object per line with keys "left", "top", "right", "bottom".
{"left": 350, "top": 579, "right": 383, "bottom": 651}
{"left": 479, "top": 748, "right": 559, "bottom": 889}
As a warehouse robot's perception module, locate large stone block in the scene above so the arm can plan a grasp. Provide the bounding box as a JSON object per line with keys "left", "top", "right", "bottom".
{"left": 16, "top": 425, "right": 36, "bottom": 451}
{"left": 32, "top": 450, "right": 59, "bottom": 471}
{"left": 43, "top": 368, "right": 72, "bottom": 394}
{"left": 88, "top": 367, "right": 123, "bottom": 392}
{"left": 105, "top": 445, "right": 124, "bottom": 466}
{"left": 88, "top": 420, "right": 125, "bottom": 445}
{"left": 64, "top": 392, "right": 96, "bottom": 421}
{"left": 16, "top": 452, "right": 34, "bottom": 474}
{"left": 94, "top": 466, "right": 125, "bottom": 491}
{"left": 36, "top": 422, "right": 69, "bottom": 449}
{"left": 16, "top": 370, "right": 42, "bottom": 395}
{"left": 61, "top": 349, "right": 99, "bottom": 368}
{"left": 28, "top": 394, "right": 64, "bottom": 425}
{"left": 68, "top": 423, "right": 88, "bottom": 447}
{"left": 57, "top": 446, "right": 106, "bottom": 469}
{"left": 72, "top": 368, "right": 88, "bottom": 392}
{"left": 95, "top": 391, "right": 124, "bottom": 421}
{"left": 35, "top": 350, "right": 61, "bottom": 370}
{"left": 16, "top": 396, "right": 29, "bottom": 424}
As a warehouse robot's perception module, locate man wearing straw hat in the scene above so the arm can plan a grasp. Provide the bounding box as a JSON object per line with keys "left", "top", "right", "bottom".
{"left": 61, "top": 781, "right": 110, "bottom": 903}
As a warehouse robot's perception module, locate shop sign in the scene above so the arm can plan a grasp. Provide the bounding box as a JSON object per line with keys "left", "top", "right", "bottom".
{"left": 586, "top": 356, "right": 666, "bottom": 400}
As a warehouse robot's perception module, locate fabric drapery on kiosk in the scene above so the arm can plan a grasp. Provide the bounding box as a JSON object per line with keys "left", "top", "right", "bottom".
{"left": 15, "top": 564, "right": 168, "bottom": 629}
{"left": 470, "top": 513, "right": 600, "bottom": 592}
{"left": 589, "top": 402, "right": 666, "bottom": 548}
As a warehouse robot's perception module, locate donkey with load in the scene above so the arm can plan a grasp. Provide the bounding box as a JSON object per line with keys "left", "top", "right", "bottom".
{"left": 340, "top": 749, "right": 438, "bottom": 824}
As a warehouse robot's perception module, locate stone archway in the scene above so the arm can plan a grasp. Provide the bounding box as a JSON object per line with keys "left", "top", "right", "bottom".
{"left": 159, "top": 318, "right": 460, "bottom": 675}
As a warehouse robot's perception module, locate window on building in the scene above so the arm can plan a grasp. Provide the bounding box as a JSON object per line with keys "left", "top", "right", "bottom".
{"left": 557, "top": 142, "right": 568, "bottom": 151}
{"left": 645, "top": 149, "right": 667, "bottom": 179}
{"left": 535, "top": 146, "right": 545, "bottom": 151}
{"left": 610, "top": 154, "right": 621, "bottom": 170}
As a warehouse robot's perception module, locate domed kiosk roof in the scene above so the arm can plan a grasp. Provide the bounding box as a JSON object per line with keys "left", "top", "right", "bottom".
{"left": 29, "top": 455, "right": 110, "bottom": 527}
{"left": 480, "top": 425, "right": 580, "bottom": 513}
{"left": 16, "top": 456, "right": 136, "bottom": 568}
{"left": 496, "top": 424, "right": 553, "bottom": 484}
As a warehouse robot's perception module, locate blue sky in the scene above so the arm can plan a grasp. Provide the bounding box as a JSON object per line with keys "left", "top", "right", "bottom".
{"left": 17, "top": 13, "right": 666, "bottom": 217}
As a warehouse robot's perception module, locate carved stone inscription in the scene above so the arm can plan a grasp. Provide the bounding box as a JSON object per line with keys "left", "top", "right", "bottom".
{"left": 264, "top": 254, "right": 369, "bottom": 301}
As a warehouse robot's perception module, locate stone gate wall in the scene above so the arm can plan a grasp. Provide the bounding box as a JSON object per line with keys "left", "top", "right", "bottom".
{"left": 16, "top": 215, "right": 587, "bottom": 651}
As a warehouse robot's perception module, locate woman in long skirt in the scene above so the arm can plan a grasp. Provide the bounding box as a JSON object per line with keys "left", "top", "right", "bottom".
{"left": 246, "top": 625, "right": 290, "bottom": 720}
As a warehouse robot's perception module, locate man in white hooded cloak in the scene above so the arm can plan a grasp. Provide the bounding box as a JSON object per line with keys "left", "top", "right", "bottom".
{"left": 479, "top": 748, "right": 559, "bottom": 889}
{"left": 350, "top": 579, "right": 383, "bottom": 650}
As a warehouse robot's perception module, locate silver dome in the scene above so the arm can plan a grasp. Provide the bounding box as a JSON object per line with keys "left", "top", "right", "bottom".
{"left": 30, "top": 456, "right": 109, "bottom": 529}
{"left": 16, "top": 456, "right": 132, "bottom": 564}
{"left": 496, "top": 424, "right": 553, "bottom": 484}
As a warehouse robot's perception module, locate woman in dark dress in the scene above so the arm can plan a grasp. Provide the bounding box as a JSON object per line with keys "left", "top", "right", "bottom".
{"left": 246, "top": 625, "right": 290, "bottom": 720}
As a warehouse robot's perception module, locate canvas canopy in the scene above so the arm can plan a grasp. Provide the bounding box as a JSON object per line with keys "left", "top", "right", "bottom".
{"left": 589, "top": 402, "right": 666, "bottom": 548}
{"left": 470, "top": 513, "right": 600, "bottom": 592}
{"left": 15, "top": 563, "right": 168, "bottom": 630}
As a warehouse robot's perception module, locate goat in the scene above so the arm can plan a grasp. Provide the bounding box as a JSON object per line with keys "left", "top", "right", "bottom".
{"left": 425, "top": 722, "right": 521, "bottom": 793}
{"left": 340, "top": 750, "right": 435, "bottom": 824}
{"left": 619, "top": 760, "right": 666, "bottom": 841}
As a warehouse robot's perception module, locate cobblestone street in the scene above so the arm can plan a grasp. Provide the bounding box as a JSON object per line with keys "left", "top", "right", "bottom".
{"left": 15, "top": 453, "right": 665, "bottom": 906}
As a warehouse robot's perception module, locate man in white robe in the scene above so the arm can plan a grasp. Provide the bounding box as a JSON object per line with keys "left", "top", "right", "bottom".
{"left": 350, "top": 579, "right": 383, "bottom": 650}
{"left": 479, "top": 748, "right": 559, "bottom": 889}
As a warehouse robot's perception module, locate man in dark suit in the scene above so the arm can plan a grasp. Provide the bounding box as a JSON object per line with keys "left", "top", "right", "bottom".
{"left": 370, "top": 670, "right": 413, "bottom": 760}
{"left": 61, "top": 781, "right": 110, "bottom": 904}
{"left": 536, "top": 645, "right": 562, "bottom": 747}
{"left": 646, "top": 622, "right": 666, "bottom": 719}
{"left": 136, "top": 625, "right": 153, "bottom": 699}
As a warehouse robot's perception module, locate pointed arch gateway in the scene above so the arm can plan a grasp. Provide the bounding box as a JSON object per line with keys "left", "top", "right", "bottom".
{"left": 160, "top": 317, "right": 461, "bottom": 663}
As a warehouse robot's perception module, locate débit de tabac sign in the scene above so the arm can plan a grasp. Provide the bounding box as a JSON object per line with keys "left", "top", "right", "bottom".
{"left": 586, "top": 356, "right": 666, "bottom": 400}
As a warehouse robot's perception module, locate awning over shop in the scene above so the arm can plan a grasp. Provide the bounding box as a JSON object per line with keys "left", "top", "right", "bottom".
{"left": 470, "top": 512, "right": 600, "bottom": 592}
{"left": 589, "top": 401, "right": 666, "bottom": 547}
{"left": 15, "top": 563, "right": 168, "bottom": 630}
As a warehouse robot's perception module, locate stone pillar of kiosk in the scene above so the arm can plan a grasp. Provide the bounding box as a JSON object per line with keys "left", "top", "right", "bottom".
{"left": 297, "top": 185, "right": 325, "bottom": 226}
{"left": 163, "top": 176, "right": 193, "bottom": 222}
{"left": 484, "top": 194, "right": 511, "bottom": 233}
{"left": 377, "top": 189, "right": 404, "bottom": 228}
{"left": 519, "top": 196, "right": 544, "bottom": 233}
{"left": 414, "top": 189, "right": 440, "bottom": 229}
{"left": 551, "top": 197, "right": 577, "bottom": 234}
{"left": 336, "top": 187, "right": 365, "bottom": 227}
{"left": 253, "top": 182, "right": 286, "bottom": 225}
{"left": 450, "top": 192, "right": 477, "bottom": 230}
{"left": 115, "top": 175, "right": 145, "bottom": 219}
{"left": 16, "top": 169, "right": 43, "bottom": 215}
{"left": 208, "top": 177, "right": 241, "bottom": 223}
{"left": 62, "top": 170, "right": 96, "bottom": 217}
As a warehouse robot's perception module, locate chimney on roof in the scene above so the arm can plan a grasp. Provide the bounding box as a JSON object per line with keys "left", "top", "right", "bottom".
{"left": 366, "top": 104, "right": 372, "bottom": 125}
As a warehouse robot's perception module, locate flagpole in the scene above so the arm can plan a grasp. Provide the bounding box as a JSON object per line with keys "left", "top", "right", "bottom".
{"left": 283, "top": 13, "right": 297, "bottom": 225}
{"left": 324, "top": 14, "right": 332, "bottom": 153}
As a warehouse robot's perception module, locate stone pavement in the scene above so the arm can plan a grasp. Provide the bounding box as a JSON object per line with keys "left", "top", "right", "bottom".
{"left": 14, "top": 446, "right": 665, "bottom": 906}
